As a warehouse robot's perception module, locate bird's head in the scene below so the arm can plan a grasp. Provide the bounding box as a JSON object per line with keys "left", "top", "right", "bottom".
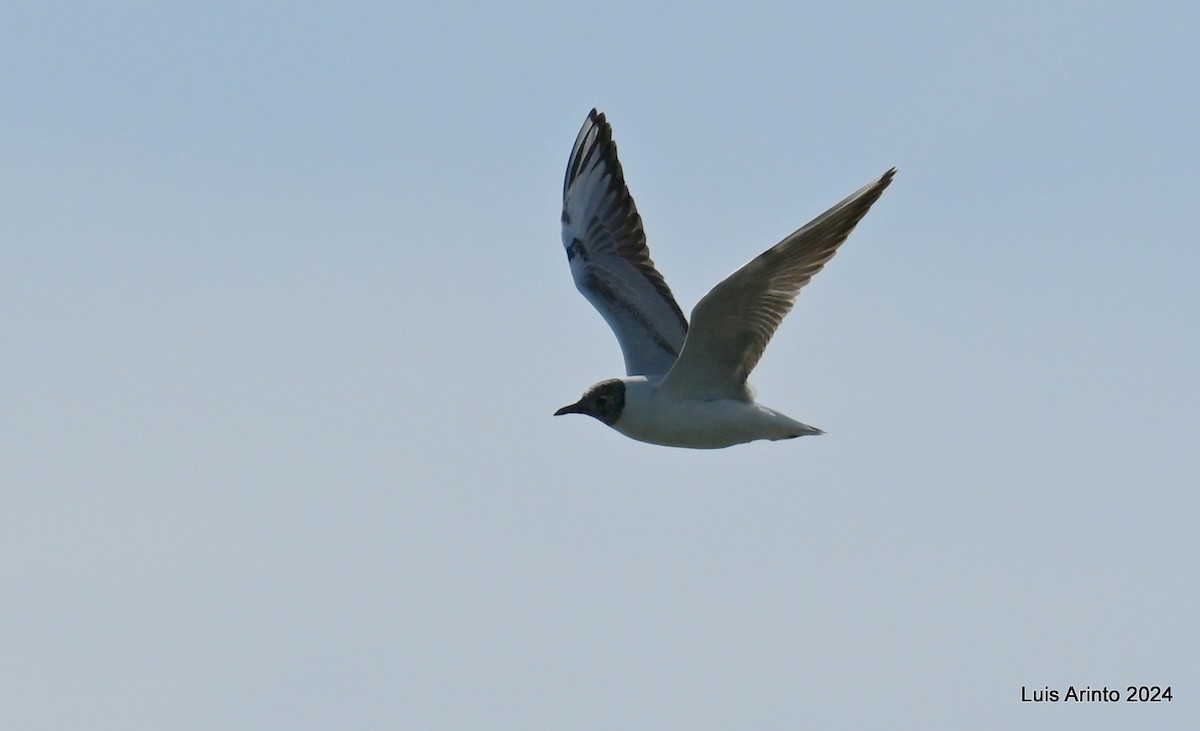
{"left": 554, "top": 378, "right": 626, "bottom": 426}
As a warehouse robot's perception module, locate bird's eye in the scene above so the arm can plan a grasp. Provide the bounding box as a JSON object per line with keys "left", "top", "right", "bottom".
{"left": 596, "top": 396, "right": 608, "bottom": 407}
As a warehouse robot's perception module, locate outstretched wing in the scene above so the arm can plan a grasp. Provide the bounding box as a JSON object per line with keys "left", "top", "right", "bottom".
{"left": 661, "top": 168, "right": 897, "bottom": 400}
{"left": 561, "top": 109, "right": 688, "bottom": 377}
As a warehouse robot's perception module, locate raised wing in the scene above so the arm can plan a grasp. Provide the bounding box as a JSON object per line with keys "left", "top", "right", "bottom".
{"left": 661, "top": 168, "right": 897, "bottom": 400}
{"left": 561, "top": 109, "right": 688, "bottom": 377}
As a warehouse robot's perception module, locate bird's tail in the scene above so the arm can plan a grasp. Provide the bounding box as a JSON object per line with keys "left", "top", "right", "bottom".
{"left": 781, "top": 422, "right": 824, "bottom": 439}
{"left": 770, "top": 412, "right": 824, "bottom": 439}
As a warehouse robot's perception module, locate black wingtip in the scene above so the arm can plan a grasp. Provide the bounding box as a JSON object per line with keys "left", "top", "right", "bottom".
{"left": 586, "top": 108, "right": 606, "bottom": 132}
{"left": 589, "top": 109, "right": 610, "bottom": 139}
{"left": 853, "top": 167, "right": 897, "bottom": 203}
{"left": 566, "top": 109, "right": 621, "bottom": 197}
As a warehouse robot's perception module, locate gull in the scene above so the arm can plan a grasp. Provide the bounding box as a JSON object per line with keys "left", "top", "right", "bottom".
{"left": 554, "top": 109, "right": 895, "bottom": 449}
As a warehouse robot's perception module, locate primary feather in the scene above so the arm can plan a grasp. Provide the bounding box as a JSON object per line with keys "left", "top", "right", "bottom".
{"left": 661, "top": 168, "right": 897, "bottom": 400}
{"left": 560, "top": 109, "right": 688, "bottom": 377}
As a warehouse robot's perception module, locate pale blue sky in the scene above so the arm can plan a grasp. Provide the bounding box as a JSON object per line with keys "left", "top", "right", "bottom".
{"left": 2, "top": 3, "right": 1197, "bottom": 730}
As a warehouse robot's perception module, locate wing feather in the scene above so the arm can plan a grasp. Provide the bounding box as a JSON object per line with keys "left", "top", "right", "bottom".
{"left": 661, "top": 169, "right": 897, "bottom": 400}
{"left": 561, "top": 110, "right": 688, "bottom": 377}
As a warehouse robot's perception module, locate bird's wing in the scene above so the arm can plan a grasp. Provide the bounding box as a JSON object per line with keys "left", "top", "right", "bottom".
{"left": 561, "top": 109, "right": 688, "bottom": 377}
{"left": 660, "top": 168, "right": 896, "bottom": 400}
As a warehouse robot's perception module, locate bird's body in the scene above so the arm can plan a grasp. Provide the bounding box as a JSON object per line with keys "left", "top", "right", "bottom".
{"left": 615, "top": 377, "right": 822, "bottom": 449}
{"left": 554, "top": 109, "right": 895, "bottom": 449}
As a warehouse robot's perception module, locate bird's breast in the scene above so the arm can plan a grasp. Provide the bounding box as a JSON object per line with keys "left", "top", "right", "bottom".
{"left": 613, "top": 384, "right": 792, "bottom": 449}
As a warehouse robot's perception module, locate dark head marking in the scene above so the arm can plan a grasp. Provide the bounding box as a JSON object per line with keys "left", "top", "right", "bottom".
{"left": 553, "top": 379, "right": 626, "bottom": 426}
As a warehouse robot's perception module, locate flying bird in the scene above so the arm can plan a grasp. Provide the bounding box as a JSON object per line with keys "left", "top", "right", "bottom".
{"left": 555, "top": 109, "right": 895, "bottom": 448}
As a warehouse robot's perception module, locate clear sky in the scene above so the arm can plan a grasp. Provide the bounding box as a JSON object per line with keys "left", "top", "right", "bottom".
{"left": 2, "top": 2, "right": 1197, "bottom": 730}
